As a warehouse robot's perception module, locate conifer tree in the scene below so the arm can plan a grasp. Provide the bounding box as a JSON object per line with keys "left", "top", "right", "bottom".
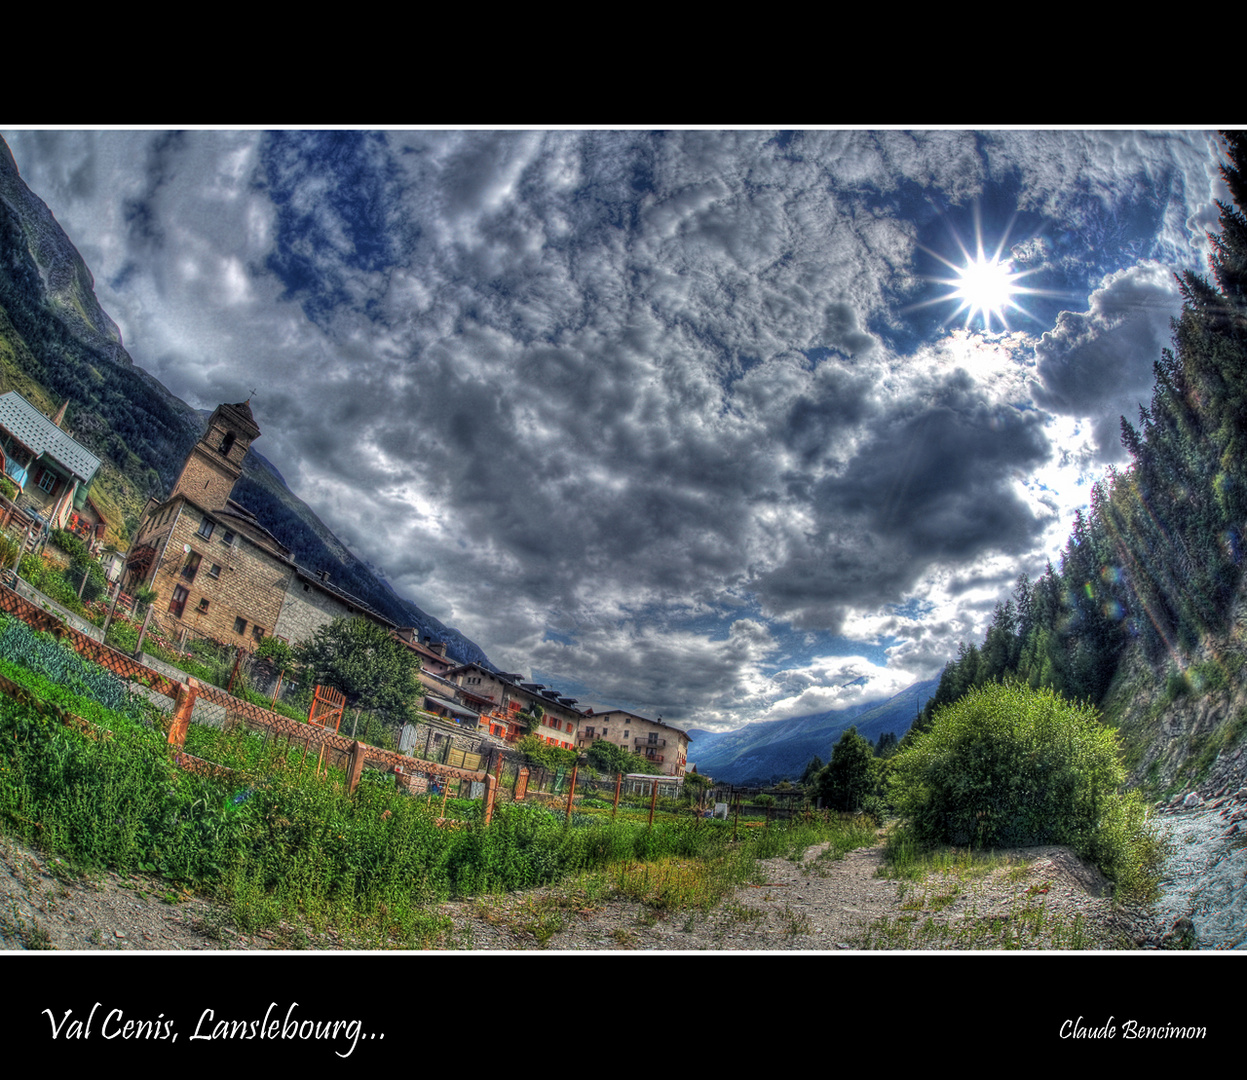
{"left": 917, "top": 132, "right": 1247, "bottom": 719}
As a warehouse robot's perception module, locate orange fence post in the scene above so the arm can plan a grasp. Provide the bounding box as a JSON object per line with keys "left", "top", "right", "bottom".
{"left": 483, "top": 773, "right": 497, "bottom": 825}
{"left": 565, "top": 764, "right": 578, "bottom": 823}
{"left": 167, "top": 681, "right": 196, "bottom": 750}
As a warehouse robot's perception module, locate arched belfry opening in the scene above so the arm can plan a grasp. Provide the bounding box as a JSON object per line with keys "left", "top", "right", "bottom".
{"left": 171, "top": 401, "right": 260, "bottom": 511}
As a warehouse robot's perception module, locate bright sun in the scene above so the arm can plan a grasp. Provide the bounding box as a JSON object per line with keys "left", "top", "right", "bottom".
{"left": 953, "top": 253, "right": 1019, "bottom": 330}
{"left": 910, "top": 205, "right": 1044, "bottom": 334}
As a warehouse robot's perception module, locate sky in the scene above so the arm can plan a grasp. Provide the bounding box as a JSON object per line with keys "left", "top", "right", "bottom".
{"left": 1, "top": 129, "right": 1229, "bottom": 735}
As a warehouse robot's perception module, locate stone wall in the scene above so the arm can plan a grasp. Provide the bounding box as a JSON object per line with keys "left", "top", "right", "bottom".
{"left": 401, "top": 716, "right": 493, "bottom": 766}
{"left": 273, "top": 575, "right": 355, "bottom": 644}
{"left": 150, "top": 499, "right": 292, "bottom": 647}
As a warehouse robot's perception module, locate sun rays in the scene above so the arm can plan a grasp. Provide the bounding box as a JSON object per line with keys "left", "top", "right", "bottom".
{"left": 912, "top": 204, "right": 1052, "bottom": 333}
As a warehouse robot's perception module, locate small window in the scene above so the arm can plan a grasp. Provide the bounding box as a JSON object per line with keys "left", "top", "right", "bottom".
{"left": 252, "top": 625, "right": 265, "bottom": 642}
{"left": 222, "top": 530, "right": 236, "bottom": 546}
{"left": 198, "top": 519, "right": 214, "bottom": 540}
{"left": 169, "top": 585, "right": 188, "bottom": 618}
{"left": 197, "top": 598, "right": 209, "bottom": 613}
{"left": 234, "top": 616, "right": 247, "bottom": 635}
{"left": 181, "top": 551, "right": 201, "bottom": 582}
{"left": 207, "top": 563, "right": 221, "bottom": 578}
{"left": 38, "top": 469, "right": 57, "bottom": 494}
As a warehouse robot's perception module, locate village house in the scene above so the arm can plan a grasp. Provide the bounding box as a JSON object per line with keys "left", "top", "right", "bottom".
{"left": 577, "top": 708, "right": 690, "bottom": 777}
{"left": 273, "top": 564, "right": 396, "bottom": 644}
{"left": 0, "top": 391, "right": 103, "bottom": 537}
{"left": 445, "top": 662, "right": 584, "bottom": 749}
{"left": 391, "top": 630, "right": 479, "bottom": 724}
{"left": 124, "top": 400, "right": 392, "bottom": 649}
{"left": 395, "top": 628, "right": 457, "bottom": 682}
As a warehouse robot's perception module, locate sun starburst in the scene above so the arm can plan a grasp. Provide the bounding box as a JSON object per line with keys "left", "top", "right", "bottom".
{"left": 910, "top": 205, "right": 1048, "bottom": 333}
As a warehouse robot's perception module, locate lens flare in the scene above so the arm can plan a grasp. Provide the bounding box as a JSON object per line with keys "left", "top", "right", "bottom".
{"left": 909, "top": 202, "right": 1054, "bottom": 333}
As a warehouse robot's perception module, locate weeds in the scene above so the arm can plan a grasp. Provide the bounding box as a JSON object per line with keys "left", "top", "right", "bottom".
{"left": 0, "top": 623, "right": 880, "bottom": 948}
{"left": 779, "top": 904, "right": 813, "bottom": 936}
{"left": 0, "top": 897, "right": 53, "bottom": 949}
{"left": 859, "top": 892, "right": 1094, "bottom": 950}
{"left": 721, "top": 902, "right": 766, "bottom": 924}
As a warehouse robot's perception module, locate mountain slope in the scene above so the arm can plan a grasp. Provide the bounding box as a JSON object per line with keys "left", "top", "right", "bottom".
{"left": 0, "top": 135, "right": 490, "bottom": 668}
{"left": 688, "top": 678, "right": 938, "bottom": 785}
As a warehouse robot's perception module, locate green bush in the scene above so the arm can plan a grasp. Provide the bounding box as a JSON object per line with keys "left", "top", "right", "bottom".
{"left": 516, "top": 734, "right": 578, "bottom": 771}
{"left": 585, "top": 739, "right": 650, "bottom": 776}
{"left": 888, "top": 682, "right": 1164, "bottom": 899}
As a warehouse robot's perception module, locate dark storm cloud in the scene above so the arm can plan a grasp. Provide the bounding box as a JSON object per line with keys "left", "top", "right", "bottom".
{"left": 1032, "top": 262, "right": 1183, "bottom": 460}
{"left": 751, "top": 367, "right": 1051, "bottom": 630}
{"left": 821, "top": 378, "right": 1049, "bottom": 552}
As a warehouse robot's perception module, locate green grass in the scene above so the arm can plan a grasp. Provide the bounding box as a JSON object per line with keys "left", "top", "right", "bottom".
{"left": 878, "top": 830, "right": 1017, "bottom": 883}
{"left": 0, "top": 656, "right": 878, "bottom": 947}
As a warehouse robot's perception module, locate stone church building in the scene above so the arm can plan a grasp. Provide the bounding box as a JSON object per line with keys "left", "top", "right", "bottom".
{"left": 125, "top": 401, "right": 392, "bottom": 648}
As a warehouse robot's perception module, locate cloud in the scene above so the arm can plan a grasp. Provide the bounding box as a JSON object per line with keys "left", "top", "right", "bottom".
{"left": 0, "top": 128, "right": 1225, "bottom": 733}
{"left": 1031, "top": 261, "right": 1183, "bottom": 461}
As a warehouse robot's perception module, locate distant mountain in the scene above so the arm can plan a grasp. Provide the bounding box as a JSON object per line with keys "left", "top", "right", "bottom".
{"left": 688, "top": 678, "right": 939, "bottom": 785}
{"left": 0, "top": 135, "right": 491, "bottom": 669}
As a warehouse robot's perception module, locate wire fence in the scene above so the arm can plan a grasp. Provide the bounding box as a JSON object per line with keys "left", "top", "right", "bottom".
{"left": 0, "top": 575, "right": 498, "bottom": 819}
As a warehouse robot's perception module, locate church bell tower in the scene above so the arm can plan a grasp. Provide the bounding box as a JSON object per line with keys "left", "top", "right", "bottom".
{"left": 170, "top": 401, "right": 261, "bottom": 511}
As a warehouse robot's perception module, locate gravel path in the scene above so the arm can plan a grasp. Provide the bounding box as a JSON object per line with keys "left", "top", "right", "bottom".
{"left": 0, "top": 822, "right": 1206, "bottom": 951}
{"left": 434, "top": 835, "right": 1149, "bottom": 950}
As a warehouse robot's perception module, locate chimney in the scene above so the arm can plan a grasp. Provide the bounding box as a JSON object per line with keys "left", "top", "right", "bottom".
{"left": 52, "top": 400, "right": 68, "bottom": 428}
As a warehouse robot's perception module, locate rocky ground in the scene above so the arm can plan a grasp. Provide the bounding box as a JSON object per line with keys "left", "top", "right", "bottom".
{"left": 0, "top": 818, "right": 1206, "bottom": 951}
{"left": 1150, "top": 787, "right": 1247, "bottom": 949}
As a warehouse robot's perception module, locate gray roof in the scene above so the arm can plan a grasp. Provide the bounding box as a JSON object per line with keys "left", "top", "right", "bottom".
{"left": 0, "top": 393, "right": 101, "bottom": 483}
{"left": 424, "top": 695, "right": 481, "bottom": 721}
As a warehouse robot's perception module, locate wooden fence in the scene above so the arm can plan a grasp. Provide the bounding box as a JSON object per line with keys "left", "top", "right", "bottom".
{"left": 0, "top": 579, "right": 497, "bottom": 822}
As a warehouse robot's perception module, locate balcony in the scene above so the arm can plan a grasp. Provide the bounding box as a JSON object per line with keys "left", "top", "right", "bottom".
{"left": 4, "top": 458, "right": 27, "bottom": 490}
{"left": 636, "top": 737, "right": 666, "bottom": 749}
